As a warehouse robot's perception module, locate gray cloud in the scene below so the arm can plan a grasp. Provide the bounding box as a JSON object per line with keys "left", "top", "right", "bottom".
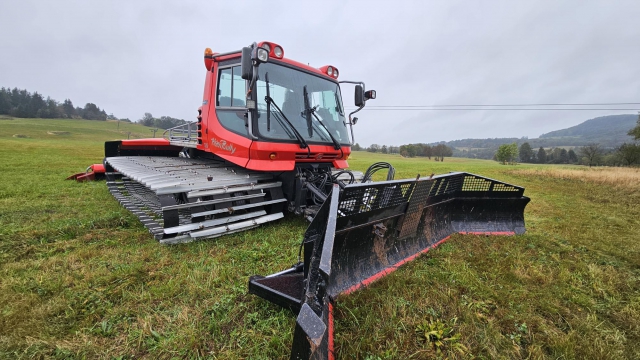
{"left": 1, "top": 0, "right": 638, "bottom": 146}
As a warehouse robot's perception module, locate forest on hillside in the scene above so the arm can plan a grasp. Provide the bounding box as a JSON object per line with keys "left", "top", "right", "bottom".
{"left": 0, "top": 87, "right": 109, "bottom": 120}
{"left": 0, "top": 87, "right": 188, "bottom": 129}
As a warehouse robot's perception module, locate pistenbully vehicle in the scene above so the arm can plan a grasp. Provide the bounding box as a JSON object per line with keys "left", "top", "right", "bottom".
{"left": 70, "top": 41, "right": 530, "bottom": 359}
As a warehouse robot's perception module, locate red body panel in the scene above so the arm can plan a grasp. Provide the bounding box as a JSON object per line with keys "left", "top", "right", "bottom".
{"left": 121, "top": 138, "right": 171, "bottom": 146}
{"left": 246, "top": 142, "right": 351, "bottom": 171}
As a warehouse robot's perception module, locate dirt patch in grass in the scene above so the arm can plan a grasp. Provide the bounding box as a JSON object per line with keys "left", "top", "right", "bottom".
{"left": 12, "top": 134, "right": 28, "bottom": 138}
{"left": 47, "top": 131, "right": 71, "bottom": 135}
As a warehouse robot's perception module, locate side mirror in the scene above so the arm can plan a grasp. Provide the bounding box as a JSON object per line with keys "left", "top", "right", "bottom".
{"left": 240, "top": 47, "right": 252, "bottom": 80}
{"left": 365, "top": 90, "right": 376, "bottom": 100}
{"left": 355, "top": 85, "right": 365, "bottom": 107}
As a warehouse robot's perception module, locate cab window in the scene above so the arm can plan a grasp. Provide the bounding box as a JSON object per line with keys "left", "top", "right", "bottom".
{"left": 216, "top": 65, "right": 247, "bottom": 135}
{"left": 217, "top": 66, "right": 245, "bottom": 107}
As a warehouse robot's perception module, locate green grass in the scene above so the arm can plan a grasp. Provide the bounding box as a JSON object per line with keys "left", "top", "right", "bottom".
{"left": 1, "top": 118, "right": 639, "bottom": 359}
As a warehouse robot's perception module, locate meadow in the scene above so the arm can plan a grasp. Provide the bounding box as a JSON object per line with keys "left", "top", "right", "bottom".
{"left": 1, "top": 118, "right": 638, "bottom": 359}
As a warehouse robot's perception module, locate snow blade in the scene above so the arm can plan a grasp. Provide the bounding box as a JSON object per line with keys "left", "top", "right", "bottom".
{"left": 249, "top": 172, "right": 530, "bottom": 360}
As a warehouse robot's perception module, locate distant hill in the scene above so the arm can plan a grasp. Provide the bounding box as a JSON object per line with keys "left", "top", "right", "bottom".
{"left": 436, "top": 114, "right": 638, "bottom": 159}
{"left": 539, "top": 114, "right": 636, "bottom": 146}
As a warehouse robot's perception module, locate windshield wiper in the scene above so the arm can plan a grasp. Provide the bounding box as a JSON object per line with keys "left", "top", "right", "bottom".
{"left": 266, "top": 73, "right": 271, "bottom": 131}
{"left": 264, "top": 94, "right": 310, "bottom": 151}
{"left": 302, "top": 86, "right": 314, "bottom": 138}
{"left": 303, "top": 90, "right": 343, "bottom": 156}
{"left": 309, "top": 110, "right": 343, "bottom": 153}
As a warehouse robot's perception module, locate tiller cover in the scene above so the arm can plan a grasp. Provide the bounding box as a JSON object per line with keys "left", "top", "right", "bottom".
{"left": 249, "top": 172, "right": 530, "bottom": 359}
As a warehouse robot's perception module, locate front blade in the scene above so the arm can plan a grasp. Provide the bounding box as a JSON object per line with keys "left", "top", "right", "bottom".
{"left": 250, "top": 172, "right": 530, "bottom": 359}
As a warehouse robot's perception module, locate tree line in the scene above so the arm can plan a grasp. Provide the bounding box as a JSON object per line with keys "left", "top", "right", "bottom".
{"left": 0, "top": 87, "right": 110, "bottom": 120}
{"left": 496, "top": 114, "right": 640, "bottom": 166}
{"left": 138, "top": 113, "right": 187, "bottom": 129}
{"left": 0, "top": 87, "right": 189, "bottom": 130}
{"left": 352, "top": 142, "right": 454, "bottom": 161}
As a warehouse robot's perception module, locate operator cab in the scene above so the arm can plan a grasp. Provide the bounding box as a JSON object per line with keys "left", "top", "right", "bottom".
{"left": 200, "top": 41, "right": 375, "bottom": 172}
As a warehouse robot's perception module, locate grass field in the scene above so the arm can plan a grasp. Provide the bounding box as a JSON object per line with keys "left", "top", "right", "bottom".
{"left": 1, "top": 118, "right": 639, "bottom": 359}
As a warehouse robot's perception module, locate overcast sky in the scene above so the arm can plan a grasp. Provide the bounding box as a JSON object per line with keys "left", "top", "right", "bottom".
{"left": 2, "top": 0, "right": 639, "bottom": 146}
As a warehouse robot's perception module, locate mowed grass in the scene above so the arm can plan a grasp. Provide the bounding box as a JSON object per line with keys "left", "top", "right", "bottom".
{"left": 1, "top": 118, "right": 639, "bottom": 359}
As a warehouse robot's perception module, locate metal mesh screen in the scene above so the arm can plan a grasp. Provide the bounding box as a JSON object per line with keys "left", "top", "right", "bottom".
{"left": 337, "top": 182, "right": 413, "bottom": 217}
{"left": 338, "top": 173, "right": 523, "bottom": 219}
{"left": 461, "top": 174, "right": 523, "bottom": 194}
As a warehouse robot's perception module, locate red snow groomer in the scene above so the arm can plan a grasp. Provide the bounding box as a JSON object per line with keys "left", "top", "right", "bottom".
{"left": 70, "top": 41, "right": 530, "bottom": 359}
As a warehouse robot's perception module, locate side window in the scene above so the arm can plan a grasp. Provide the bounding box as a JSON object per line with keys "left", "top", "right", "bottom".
{"left": 218, "top": 68, "right": 232, "bottom": 106}
{"left": 217, "top": 66, "right": 245, "bottom": 107}
{"left": 232, "top": 69, "right": 245, "bottom": 106}
{"left": 216, "top": 65, "right": 247, "bottom": 135}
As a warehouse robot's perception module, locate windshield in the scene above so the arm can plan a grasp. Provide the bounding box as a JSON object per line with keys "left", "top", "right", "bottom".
{"left": 256, "top": 62, "right": 349, "bottom": 145}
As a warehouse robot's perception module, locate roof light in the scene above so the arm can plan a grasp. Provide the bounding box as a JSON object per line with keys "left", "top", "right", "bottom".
{"left": 318, "top": 65, "right": 340, "bottom": 79}
{"left": 204, "top": 48, "right": 214, "bottom": 70}
{"left": 256, "top": 48, "right": 269, "bottom": 62}
{"left": 257, "top": 42, "right": 285, "bottom": 59}
{"left": 273, "top": 46, "right": 283, "bottom": 58}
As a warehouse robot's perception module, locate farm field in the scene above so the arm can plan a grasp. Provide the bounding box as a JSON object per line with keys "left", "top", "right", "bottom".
{"left": 1, "top": 118, "right": 639, "bottom": 359}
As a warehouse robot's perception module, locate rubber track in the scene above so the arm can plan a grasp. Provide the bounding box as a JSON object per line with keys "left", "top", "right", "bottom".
{"left": 104, "top": 156, "right": 286, "bottom": 243}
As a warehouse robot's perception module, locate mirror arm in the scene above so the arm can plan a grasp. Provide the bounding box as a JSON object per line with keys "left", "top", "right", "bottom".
{"left": 340, "top": 81, "right": 367, "bottom": 145}
{"left": 347, "top": 106, "right": 364, "bottom": 145}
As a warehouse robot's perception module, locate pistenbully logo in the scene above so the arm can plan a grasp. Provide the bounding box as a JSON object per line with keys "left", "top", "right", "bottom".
{"left": 211, "top": 137, "right": 236, "bottom": 154}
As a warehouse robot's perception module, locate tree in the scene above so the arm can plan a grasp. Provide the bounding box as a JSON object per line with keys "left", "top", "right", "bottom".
{"left": 352, "top": 143, "right": 362, "bottom": 151}
{"left": 579, "top": 143, "right": 602, "bottom": 167}
{"left": 62, "top": 99, "right": 75, "bottom": 118}
{"left": 568, "top": 149, "right": 578, "bottom": 163}
{"left": 617, "top": 143, "right": 640, "bottom": 166}
{"left": 381, "top": 145, "right": 388, "bottom": 154}
{"left": 0, "top": 87, "right": 12, "bottom": 115}
{"left": 559, "top": 148, "right": 569, "bottom": 164}
{"left": 37, "top": 97, "right": 62, "bottom": 118}
{"left": 399, "top": 144, "right": 416, "bottom": 157}
{"left": 368, "top": 144, "right": 380, "bottom": 153}
{"left": 154, "top": 116, "right": 187, "bottom": 129}
{"left": 29, "top": 92, "right": 46, "bottom": 118}
{"left": 628, "top": 113, "right": 640, "bottom": 140}
{"left": 537, "top": 147, "right": 546, "bottom": 164}
{"left": 496, "top": 143, "right": 519, "bottom": 164}
{"left": 518, "top": 142, "right": 534, "bottom": 163}
{"left": 433, "top": 144, "right": 452, "bottom": 161}
{"left": 82, "top": 103, "right": 107, "bottom": 120}
{"left": 421, "top": 144, "right": 433, "bottom": 159}
{"left": 139, "top": 113, "right": 155, "bottom": 127}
